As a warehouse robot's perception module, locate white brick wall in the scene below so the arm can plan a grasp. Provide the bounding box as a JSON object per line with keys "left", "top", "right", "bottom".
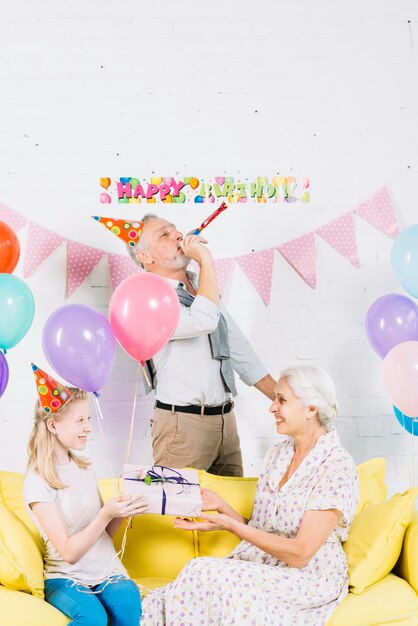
{"left": 0, "top": 0, "right": 418, "bottom": 496}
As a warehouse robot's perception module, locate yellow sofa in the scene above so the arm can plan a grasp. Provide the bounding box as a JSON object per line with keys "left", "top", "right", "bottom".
{"left": 0, "top": 458, "right": 417, "bottom": 626}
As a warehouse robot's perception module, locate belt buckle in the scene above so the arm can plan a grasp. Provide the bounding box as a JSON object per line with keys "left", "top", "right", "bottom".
{"left": 222, "top": 400, "right": 232, "bottom": 415}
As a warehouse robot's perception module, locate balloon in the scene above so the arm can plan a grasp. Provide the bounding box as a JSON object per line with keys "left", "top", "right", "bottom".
{"left": 391, "top": 224, "right": 418, "bottom": 298}
{"left": 109, "top": 273, "right": 180, "bottom": 363}
{"left": 393, "top": 405, "right": 418, "bottom": 436}
{"left": 383, "top": 341, "right": 418, "bottom": 417}
{"left": 100, "top": 192, "right": 111, "bottom": 204}
{"left": 0, "top": 221, "right": 20, "bottom": 273}
{"left": 0, "top": 274, "right": 35, "bottom": 350}
{"left": 100, "top": 177, "right": 111, "bottom": 189}
{"left": 0, "top": 352, "right": 9, "bottom": 398}
{"left": 365, "top": 293, "right": 418, "bottom": 359}
{"left": 42, "top": 304, "right": 116, "bottom": 392}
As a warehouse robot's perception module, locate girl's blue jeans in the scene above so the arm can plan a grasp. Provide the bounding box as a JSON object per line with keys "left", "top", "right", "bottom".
{"left": 44, "top": 575, "right": 142, "bottom": 626}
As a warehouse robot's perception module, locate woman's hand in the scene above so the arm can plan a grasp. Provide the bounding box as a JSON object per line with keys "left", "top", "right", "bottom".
{"left": 102, "top": 495, "right": 150, "bottom": 520}
{"left": 174, "top": 513, "right": 235, "bottom": 533}
{"left": 200, "top": 487, "right": 226, "bottom": 513}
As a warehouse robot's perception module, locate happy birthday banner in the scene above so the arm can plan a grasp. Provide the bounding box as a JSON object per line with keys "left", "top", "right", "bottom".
{"left": 0, "top": 187, "right": 399, "bottom": 303}
{"left": 99, "top": 175, "right": 311, "bottom": 205}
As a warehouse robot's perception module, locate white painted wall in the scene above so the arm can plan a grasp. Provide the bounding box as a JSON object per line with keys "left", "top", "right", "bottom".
{"left": 1, "top": 0, "right": 418, "bottom": 495}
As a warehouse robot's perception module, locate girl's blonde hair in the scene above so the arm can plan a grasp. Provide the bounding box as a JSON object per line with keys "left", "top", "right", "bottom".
{"left": 27, "top": 388, "right": 90, "bottom": 489}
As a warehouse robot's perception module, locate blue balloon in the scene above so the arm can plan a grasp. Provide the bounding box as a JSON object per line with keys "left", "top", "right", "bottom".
{"left": 0, "top": 274, "right": 35, "bottom": 350}
{"left": 391, "top": 224, "right": 418, "bottom": 298}
{"left": 393, "top": 405, "right": 418, "bottom": 436}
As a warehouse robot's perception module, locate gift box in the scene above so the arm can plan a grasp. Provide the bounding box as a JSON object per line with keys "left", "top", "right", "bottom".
{"left": 122, "top": 464, "right": 202, "bottom": 517}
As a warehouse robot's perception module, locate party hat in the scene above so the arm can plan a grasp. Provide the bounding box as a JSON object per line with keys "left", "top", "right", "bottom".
{"left": 31, "top": 363, "right": 72, "bottom": 413}
{"left": 92, "top": 216, "right": 143, "bottom": 248}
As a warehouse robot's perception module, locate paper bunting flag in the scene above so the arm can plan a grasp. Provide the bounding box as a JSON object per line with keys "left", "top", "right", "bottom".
{"left": 354, "top": 187, "right": 400, "bottom": 239}
{"left": 316, "top": 212, "right": 360, "bottom": 268}
{"left": 23, "top": 223, "right": 65, "bottom": 278}
{"left": 236, "top": 249, "right": 275, "bottom": 305}
{"left": 67, "top": 242, "right": 105, "bottom": 297}
{"left": 214, "top": 258, "right": 234, "bottom": 295}
{"left": 278, "top": 232, "right": 317, "bottom": 288}
{"left": 31, "top": 363, "right": 71, "bottom": 413}
{"left": 107, "top": 253, "right": 141, "bottom": 290}
{"left": 0, "top": 204, "right": 28, "bottom": 231}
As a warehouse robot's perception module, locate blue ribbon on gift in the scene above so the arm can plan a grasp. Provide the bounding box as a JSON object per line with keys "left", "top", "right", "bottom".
{"left": 124, "top": 465, "right": 199, "bottom": 515}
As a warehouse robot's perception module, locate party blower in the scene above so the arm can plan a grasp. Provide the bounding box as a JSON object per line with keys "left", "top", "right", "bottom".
{"left": 190, "top": 201, "right": 228, "bottom": 235}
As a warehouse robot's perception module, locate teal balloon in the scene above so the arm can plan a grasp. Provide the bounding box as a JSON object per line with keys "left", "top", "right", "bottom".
{"left": 393, "top": 405, "right": 418, "bottom": 436}
{"left": 0, "top": 274, "right": 35, "bottom": 350}
{"left": 391, "top": 224, "right": 418, "bottom": 298}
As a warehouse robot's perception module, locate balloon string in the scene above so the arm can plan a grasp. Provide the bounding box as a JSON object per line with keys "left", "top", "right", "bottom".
{"left": 412, "top": 419, "right": 416, "bottom": 487}
{"left": 401, "top": 412, "right": 414, "bottom": 489}
{"left": 125, "top": 362, "right": 140, "bottom": 465}
{"left": 93, "top": 394, "right": 117, "bottom": 483}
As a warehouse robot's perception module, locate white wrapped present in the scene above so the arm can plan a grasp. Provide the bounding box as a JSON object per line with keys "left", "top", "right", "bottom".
{"left": 122, "top": 464, "right": 202, "bottom": 517}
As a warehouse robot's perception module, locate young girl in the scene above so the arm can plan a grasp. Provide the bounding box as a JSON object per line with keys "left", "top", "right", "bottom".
{"left": 24, "top": 364, "right": 149, "bottom": 626}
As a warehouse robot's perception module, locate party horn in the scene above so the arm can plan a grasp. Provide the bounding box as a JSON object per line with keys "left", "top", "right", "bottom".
{"left": 191, "top": 202, "right": 228, "bottom": 235}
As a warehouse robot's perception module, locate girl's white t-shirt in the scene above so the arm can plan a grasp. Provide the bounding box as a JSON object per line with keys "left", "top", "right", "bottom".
{"left": 23, "top": 461, "right": 128, "bottom": 585}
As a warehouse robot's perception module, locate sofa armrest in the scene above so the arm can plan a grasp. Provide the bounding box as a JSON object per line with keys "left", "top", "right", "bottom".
{"left": 395, "top": 510, "right": 418, "bottom": 595}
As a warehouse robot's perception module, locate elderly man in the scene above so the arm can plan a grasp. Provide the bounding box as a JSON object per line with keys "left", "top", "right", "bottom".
{"left": 126, "top": 213, "right": 275, "bottom": 476}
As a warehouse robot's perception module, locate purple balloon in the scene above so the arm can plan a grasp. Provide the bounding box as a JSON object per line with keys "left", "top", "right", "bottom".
{"left": 42, "top": 304, "right": 116, "bottom": 392}
{"left": 0, "top": 352, "right": 9, "bottom": 398}
{"left": 365, "top": 293, "right": 418, "bottom": 359}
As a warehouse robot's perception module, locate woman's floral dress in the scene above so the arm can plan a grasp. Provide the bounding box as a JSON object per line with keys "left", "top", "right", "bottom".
{"left": 141, "top": 428, "right": 359, "bottom": 626}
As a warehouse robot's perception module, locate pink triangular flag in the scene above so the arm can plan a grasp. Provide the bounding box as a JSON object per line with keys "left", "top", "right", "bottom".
{"left": 0, "top": 204, "right": 28, "bottom": 231}
{"left": 66, "top": 242, "right": 105, "bottom": 297}
{"left": 24, "top": 222, "right": 65, "bottom": 277}
{"left": 316, "top": 212, "right": 360, "bottom": 268}
{"left": 278, "top": 232, "right": 317, "bottom": 288}
{"left": 107, "top": 253, "right": 141, "bottom": 290}
{"left": 354, "top": 187, "right": 400, "bottom": 239}
{"left": 214, "top": 258, "right": 233, "bottom": 295}
{"left": 236, "top": 249, "right": 274, "bottom": 305}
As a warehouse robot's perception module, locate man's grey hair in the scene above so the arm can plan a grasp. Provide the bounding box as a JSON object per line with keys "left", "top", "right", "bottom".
{"left": 126, "top": 213, "right": 159, "bottom": 269}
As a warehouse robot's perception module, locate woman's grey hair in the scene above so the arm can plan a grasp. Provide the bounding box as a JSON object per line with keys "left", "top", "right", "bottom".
{"left": 280, "top": 364, "right": 338, "bottom": 427}
{"left": 126, "top": 213, "right": 159, "bottom": 269}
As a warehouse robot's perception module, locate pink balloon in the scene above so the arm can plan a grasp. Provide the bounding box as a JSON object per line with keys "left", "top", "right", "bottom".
{"left": 382, "top": 341, "right": 418, "bottom": 417}
{"left": 109, "top": 273, "right": 180, "bottom": 363}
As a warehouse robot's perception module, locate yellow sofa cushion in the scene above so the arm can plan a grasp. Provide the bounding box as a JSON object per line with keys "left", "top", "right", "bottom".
{"left": 197, "top": 471, "right": 257, "bottom": 557}
{"left": 344, "top": 488, "right": 418, "bottom": 594}
{"left": 0, "top": 586, "right": 69, "bottom": 626}
{"left": 395, "top": 511, "right": 418, "bottom": 596}
{"left": 0, "top": 502, "right": 44, "bottom": 599}
{"left": 356, "top": 457, "right": 387, "bottom": 513}
{"left": 0, "top": 471, "right": 41, "bottom": 547}
{"left": 328, "top": 573, "right": 418, "bottom": 626}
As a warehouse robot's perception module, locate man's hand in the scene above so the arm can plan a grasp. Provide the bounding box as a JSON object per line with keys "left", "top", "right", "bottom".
{"left": 180, "top": 235, "right": 212, "bottom": 264}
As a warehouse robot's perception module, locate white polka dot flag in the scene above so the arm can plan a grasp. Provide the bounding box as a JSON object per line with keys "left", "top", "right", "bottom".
{"left": 23, "top": 222, "right": 65, "bottom": 278}
{"left": 354, "top": 187, "right": 400, "bottom": 239}
{"left": 66, "top": 242, "right": 105, "bottom": 298}
{"left": 236, "top": 249, "right": 275, "bottom": 305}
{"left": 0, "top": 204, "right": 27, "bottom": 231}
{"left": 278, "top": 232, "right": 317, "bottom": 288}
{"left": 214, "top": 258, "right": 233, "bottom": 295}
{"left": 107, "top": 253, "right": 141, "bottom": 290}
{"left": 316, "top": 212, "right": 360, "bottom": 268}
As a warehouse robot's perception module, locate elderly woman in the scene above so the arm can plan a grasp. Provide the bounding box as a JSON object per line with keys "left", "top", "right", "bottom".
{"left": 140, "top": 364, "right": 360, "bottom": 626}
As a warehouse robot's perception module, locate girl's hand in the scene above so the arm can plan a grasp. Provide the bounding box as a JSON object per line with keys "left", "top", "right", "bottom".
{"left": 102, "top": 495, "right": 150, "bottom": 519}
{"left": 173, "top": 513, "right": 234, "bottom": 533}
{"left": 200, "top": 487, "right": 226, "bottom": 513}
